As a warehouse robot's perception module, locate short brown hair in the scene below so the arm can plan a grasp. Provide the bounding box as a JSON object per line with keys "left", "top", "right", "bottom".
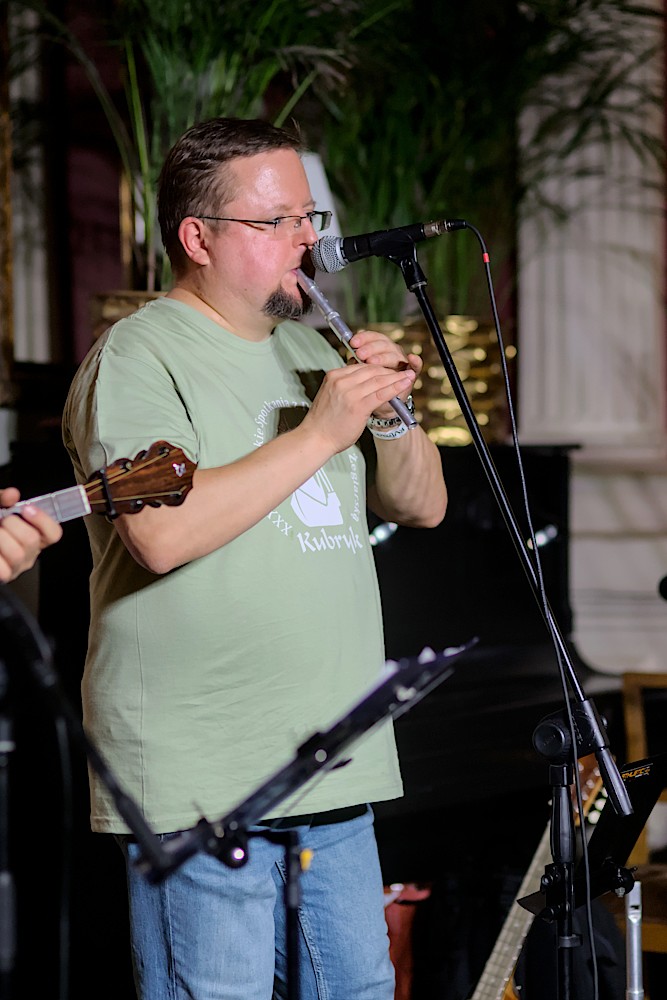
{"left": 158, "top": 117, "right": 303, "bottom": 272}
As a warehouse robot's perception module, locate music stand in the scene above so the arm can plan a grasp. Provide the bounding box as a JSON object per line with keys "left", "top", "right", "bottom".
{"left": 133, "top": 640, "right": 476, "bottom": 1000}
{"left": 518, "top": 752, "right": 667, "bottom": 919}
{"left": 135, "top": 639, "right": 478, "bottom": 883}
{"left": 0, "top": 584, "right": 476, "bottom": 1000}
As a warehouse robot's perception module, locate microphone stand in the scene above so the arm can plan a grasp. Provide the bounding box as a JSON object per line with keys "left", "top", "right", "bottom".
{"left": 382, "top": 244, "right": 632, "bottom": 1000}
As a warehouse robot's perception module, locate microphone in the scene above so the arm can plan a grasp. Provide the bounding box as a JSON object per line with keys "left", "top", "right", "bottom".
{"left": 310, "top": 219, "right": 467, "bottom": 273}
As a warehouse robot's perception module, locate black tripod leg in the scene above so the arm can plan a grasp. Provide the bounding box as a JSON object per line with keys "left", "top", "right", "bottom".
{"left": 285, "top": 832, "right": 303, "bottom": 1000}
{"left": 0, "top": 669, "right": 16, "bottom": 999}
{"left": 549, "top": 763, "right": 581, "bottom": 1000}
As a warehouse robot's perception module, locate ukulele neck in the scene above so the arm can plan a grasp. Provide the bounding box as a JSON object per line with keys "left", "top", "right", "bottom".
{"left": 0, "top": 486, "right": 91, "bottom": 524}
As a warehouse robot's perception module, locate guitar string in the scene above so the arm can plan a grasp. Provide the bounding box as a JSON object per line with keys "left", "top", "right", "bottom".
{"left": 85, "top": 448, "right": 190, "bottom": 506}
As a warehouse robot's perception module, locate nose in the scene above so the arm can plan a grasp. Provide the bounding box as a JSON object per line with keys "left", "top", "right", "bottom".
{"left": 296, "top": 216, "right": 318, "bottom": 247}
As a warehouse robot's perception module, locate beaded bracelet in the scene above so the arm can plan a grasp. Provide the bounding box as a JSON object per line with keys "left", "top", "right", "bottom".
{"left": 367, "top": 394, "right": 414, "bottom": 431}
{"left": 367, "top": 413, "right": 402, "bottom": 430}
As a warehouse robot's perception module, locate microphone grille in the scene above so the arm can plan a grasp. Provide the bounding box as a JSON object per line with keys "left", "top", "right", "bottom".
{"left": 310, "top": 237, "right": 346, "bottom": 274}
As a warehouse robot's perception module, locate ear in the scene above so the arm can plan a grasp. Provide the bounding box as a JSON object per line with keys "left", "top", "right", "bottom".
{"left": 177, "top": 217, "right": 212, "bottom": 266}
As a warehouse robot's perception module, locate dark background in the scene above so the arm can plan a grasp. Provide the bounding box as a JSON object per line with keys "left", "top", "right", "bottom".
{"left": 2, "top": 1, "right": 661, "bottom": 995}
{"left": 5, "top": 427, "right": 631, "bottom": 999}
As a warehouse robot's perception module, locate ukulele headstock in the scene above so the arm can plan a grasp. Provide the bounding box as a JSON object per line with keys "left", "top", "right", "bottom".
{"left": 85, "top": 441, "right": 196, "bottom": 518}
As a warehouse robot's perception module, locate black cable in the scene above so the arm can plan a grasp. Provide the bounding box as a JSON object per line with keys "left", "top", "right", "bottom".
{"left": 54, "top": 715, "right": 71, "bottom": 1000}
{"left": 464, "top": 221, "right": 599, "bottom": 1000}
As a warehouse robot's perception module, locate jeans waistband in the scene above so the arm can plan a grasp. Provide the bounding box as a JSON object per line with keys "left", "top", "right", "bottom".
{"left": 258, "top": 803, "right": 367, "bottom": 828}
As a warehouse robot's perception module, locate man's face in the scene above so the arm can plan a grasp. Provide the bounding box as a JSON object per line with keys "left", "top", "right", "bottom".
{"left": 205, "top": 149, "right": 317, "bottom": 325}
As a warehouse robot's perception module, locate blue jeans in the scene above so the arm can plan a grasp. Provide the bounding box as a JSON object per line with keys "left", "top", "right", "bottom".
{"left": 118, "top": 806, "right": 395, "bottom": 1000}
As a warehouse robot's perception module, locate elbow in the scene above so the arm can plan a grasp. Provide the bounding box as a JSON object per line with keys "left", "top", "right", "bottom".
{"left": 124, "top": 537, "right": 180, "bottom": 576}
{"left": 415, "top": 495, "right": 448, "bottom": 529}
{"left": 417, "top": 484, "right": 448, "bottom": 529}
{"left": 395, "top": 489, "right": 448, "bottom": 530}
{"left": 421, "top": 506, "right": 447, "bottom": 530}
{"left": 141, "top": 551, "right": 181, "bottom": 576}
{"left": 116, "top": 520, "right": 186, "bottom": 576}
{"left": 373, "top": 483, "right": 448, "bottom": 530}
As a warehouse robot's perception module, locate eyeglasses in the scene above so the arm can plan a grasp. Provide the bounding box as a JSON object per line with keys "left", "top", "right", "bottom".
{"left": 197, "top": 210, "right": 332, "bottom": 239}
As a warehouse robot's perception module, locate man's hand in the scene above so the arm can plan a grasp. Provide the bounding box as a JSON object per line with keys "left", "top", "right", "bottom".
{"left": 0, "top": 488, "right": 63, "bottom": 582}
{"left": 348, "top": 329, "right": 422, "bottom": 419}
{"left": 305, "top": 361, "right": 416, "bottom": 456}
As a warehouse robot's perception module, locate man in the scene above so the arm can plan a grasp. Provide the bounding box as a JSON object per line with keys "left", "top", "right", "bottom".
{"left": 0, "top": 488, "right": 63, "bottom": 582}
{"left": 63, "top": 117, "right": 447, "bottom": 1000}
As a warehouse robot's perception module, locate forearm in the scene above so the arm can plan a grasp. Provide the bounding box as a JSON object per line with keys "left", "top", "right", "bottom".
{"left": 347, "top": 329, "right": 446, "bottom": 526}
{"left": 367, "top": 427, "right": 447, "bottom": 528}
{"left": 115, "top": 422, "right": 335, "bottom": 574}
{"left": 112, "top": 355, "right": 416, "bottom": 573}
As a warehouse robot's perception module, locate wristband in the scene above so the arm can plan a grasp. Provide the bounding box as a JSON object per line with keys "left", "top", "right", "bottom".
{"left": 368, "top": 422, "right": 410, "bottom": 441}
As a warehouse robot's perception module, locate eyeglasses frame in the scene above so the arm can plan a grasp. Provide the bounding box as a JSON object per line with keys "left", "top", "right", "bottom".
{"left": 196, "top": 210, "right": 332, "bottom": 237}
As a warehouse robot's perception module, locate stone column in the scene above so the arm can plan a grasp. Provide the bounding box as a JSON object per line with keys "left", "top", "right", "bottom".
{"left": 517, "top": 15, "right": 667, "bottom": 676}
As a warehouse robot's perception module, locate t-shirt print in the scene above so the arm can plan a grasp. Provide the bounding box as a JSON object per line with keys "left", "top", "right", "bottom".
{"left": 290, "top": 469, "right": 343, "bottom": 527}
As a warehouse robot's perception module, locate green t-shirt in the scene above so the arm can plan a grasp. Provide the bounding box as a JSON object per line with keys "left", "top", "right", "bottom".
{"left": 63, "top": 297, "right": 402, "bottom": 833}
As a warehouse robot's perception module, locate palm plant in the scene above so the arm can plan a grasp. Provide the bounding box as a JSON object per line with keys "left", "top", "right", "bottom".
{"left": 6, "top": 0, "right": 359, "bottom": 290}
{"left": 320, "top": 0, "right": 665, "bottom": 325}
{"left": 112, "top": 0, "right": 356, "bottom": 288}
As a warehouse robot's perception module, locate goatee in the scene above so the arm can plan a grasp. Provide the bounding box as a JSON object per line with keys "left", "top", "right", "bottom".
{"left": 263, "top": 286, "right": 313, "bottom": 321}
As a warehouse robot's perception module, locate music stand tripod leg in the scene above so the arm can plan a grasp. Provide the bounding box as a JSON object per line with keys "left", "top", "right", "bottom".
{"left": 0, "top": 659, "right": 16, "bottom": 999}
{"left": 285, "top": 831, "right": 303, "bottom": 1000}
{"left": 548, "top": 761, "right": 582, "bottom": 1000}
{"left": 234, "top": 828, "right": 303, "bottom": 1000}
